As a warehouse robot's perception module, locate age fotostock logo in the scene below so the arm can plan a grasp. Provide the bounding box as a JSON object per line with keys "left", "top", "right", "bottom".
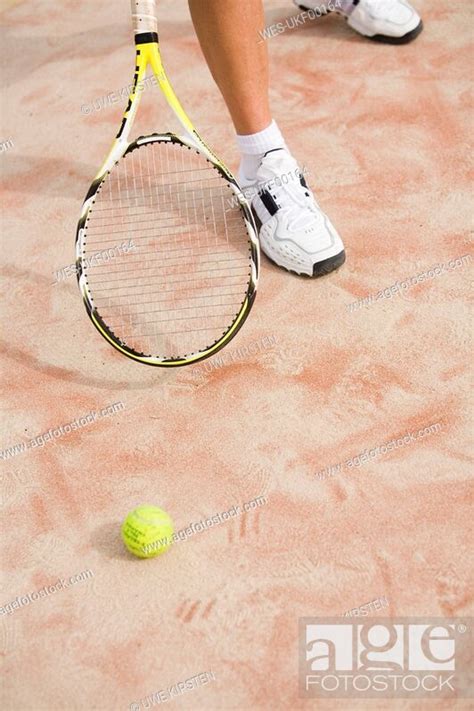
{"left": 299, "top": 618, "right": 472, "bottom": 698}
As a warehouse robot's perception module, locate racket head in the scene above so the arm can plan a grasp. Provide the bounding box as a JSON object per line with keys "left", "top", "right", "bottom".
{"left": 76, "top": 133, "right": 259, "bottom": 367}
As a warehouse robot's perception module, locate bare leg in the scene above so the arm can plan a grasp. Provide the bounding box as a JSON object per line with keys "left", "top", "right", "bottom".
{"left": 188, "top": 0, "right": 271, "bottom": 135}
{"left": 189, "top": 0, "right": 346, "bottom": 278}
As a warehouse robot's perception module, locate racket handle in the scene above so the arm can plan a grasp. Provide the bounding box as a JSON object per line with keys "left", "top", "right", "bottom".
{"left": 130, "top": 0, "right": 158, "bottom": 36}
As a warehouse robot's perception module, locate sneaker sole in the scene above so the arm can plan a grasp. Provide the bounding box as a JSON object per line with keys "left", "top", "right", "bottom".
{"left": 366, "top": 19, "right": 423, "bottom": 44}
{"left": 312, "top": 249, "right": 346, "bottom": 277}
{"left": 296, "top": 4, "right": 423, "bottom": 44}
{"left": 275, "top": 248, "right": 346, "bottom": 278}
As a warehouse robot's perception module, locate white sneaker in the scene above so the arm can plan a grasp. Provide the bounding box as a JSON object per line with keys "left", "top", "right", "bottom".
{"left": 244, "top": 149, "right": 345, "bottom": 277}
{"left": 294, "top": 0, "right": 423, "bottom": 44}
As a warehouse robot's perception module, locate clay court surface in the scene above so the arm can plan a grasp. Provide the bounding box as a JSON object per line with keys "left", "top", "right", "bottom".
{"left": 0, "top": 0, "right": 473, "bottom": 709}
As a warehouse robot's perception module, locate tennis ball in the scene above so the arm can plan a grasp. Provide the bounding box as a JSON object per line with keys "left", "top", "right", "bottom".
{"left": 121, "top": 505, "right": 174, "bottom": 559}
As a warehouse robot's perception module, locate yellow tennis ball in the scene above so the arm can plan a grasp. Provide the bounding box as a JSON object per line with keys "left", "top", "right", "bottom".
{"left": 121, "top": 505, "right": 174, "bottom": 559}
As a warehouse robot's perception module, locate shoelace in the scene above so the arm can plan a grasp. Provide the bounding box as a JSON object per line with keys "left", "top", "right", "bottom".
{"left": 261, "top": 167, "right": 323, "bottom": 231}
{"left": 257, "top": 161, "right": 313, "bottom": 208}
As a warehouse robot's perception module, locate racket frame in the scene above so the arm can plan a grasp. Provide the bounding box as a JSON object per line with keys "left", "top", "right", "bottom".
{"left": 76, "top": 34, "right": 259, "bottom": 367}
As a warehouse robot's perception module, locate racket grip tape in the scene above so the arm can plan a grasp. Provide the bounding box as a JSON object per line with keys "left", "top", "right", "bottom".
{"left": 130, "top": 0, "right": 158, "bottom": 35}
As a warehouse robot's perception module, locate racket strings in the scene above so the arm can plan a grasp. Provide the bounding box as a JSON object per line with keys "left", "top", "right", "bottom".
{"left": 82, "top": 140, "right": 252, "bottom": 359}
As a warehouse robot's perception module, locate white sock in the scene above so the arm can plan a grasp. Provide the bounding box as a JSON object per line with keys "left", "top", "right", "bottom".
{"left": 236, "top": 120, "right": 287, "bottom": 186}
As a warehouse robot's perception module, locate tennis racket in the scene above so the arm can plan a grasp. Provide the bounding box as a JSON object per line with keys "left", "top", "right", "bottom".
{"left": 76, "top": 0, "right": 259, "bottom": 367}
